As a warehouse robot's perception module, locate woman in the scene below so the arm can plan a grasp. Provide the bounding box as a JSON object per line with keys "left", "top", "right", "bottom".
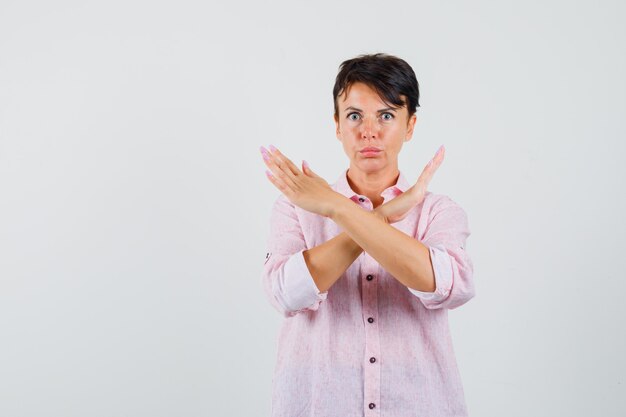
{"left": 260, "top": 53, "right": 475, "bottom": 417}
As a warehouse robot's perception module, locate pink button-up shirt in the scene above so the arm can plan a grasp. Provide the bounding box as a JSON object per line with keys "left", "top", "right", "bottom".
{"left": 261, "top": 168, "right": 475, "bottom": 417}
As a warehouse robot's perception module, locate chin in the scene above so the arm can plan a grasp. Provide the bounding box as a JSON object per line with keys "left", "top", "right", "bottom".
{"left": 354, "top": 160, "right": 384, "bottom": 171}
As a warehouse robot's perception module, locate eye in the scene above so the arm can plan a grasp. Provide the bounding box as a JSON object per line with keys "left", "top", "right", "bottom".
{"left": 347, "top": 112, "right": 361, "bottom": 121}
{"left": 381, "top": 112, "right": 394, "bottom": 121}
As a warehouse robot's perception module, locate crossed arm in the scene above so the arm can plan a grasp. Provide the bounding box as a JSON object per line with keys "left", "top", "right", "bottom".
{"left": 260, "top": 144, "right": 444, "bottom": 297}
{"left": 303, "top": 199, "right": 435, "bottom": 294}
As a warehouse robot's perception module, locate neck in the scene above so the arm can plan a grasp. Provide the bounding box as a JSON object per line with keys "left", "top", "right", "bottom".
{"left": 346, "top": 166, "right": 400, "bottom": 207}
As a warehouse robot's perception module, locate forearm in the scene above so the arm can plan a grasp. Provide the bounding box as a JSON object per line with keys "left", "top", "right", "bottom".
{"left": 330, "top": 199, "right": 436, "bottom": 292}
{"left": 303, "top": 209, "right": 387, "bottom": 293}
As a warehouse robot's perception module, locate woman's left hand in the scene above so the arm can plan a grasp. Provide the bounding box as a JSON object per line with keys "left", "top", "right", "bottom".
{"left": 260, "top": 145, "right": 344, "bottom": 217}
{"left": 377, "top": 145, "right": 445, "bottom": 224}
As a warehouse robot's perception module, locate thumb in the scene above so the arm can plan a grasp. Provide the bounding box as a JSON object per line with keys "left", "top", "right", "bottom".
{"left": 302, "top": 160, "right": 317, "bottom": 177}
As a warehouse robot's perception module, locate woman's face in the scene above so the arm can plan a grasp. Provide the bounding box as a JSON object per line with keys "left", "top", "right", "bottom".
{"left": 334, "top": 81, "right": 417, "bottom": 174}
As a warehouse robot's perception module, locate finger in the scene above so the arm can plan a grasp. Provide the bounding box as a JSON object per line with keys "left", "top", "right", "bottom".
{"left": 269, "top": 146, "right": 302, "bottom": 177}
{"left": 261, "top": 146, "right": 298, "bottom": 190}
{"left": 416, "top": 147, "right": 445, "bottom": 190}
{"left": 426, "top": 146, "right": 445, "bottom": 172}
{"left": 264, "top": 169, "right": 290, "bottom": 193}
{"left": 266, "top": 147, "right": 306, "bottom": 190}
{"left": 431, "top": 145, "right": 445, "bottom": 166}
{"left": 419, "top": 158, "right": 440, "bottom": 184}
{"left": 302, "top": 160, "right": 319, "bottom": 177}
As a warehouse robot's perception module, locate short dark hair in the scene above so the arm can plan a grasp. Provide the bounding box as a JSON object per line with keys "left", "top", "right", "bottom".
{"left": 333, "top": 53, "right": 420, "bottom": 122}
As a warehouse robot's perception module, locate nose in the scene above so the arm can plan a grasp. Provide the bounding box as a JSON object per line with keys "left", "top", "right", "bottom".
{"left": 360, "top": 114, "right": 379, "bottom": 140}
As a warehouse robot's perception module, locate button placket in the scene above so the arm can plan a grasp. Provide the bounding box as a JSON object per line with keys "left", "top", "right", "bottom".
{"left": 362, "top": 254, "right": 381, "bottom": 414}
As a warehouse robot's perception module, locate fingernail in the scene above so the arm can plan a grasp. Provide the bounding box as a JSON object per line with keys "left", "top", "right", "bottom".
{"left": 265, "top": 170, "right": 273, "bottom": 179}
{"left": 303, "top": 160, "right": 309, "bottom": 169}
{"left": 259, "top": 146, "right": 270, "bottom": 161}
{"left": 269, "top": 144, "right": 278, "bottom": 153}
{"left": 437, "top": 145, "right": 444, "bottom": 154}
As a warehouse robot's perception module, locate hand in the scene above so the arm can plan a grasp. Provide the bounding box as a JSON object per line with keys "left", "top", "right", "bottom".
{"left": 260, "top": 145, "right": 344, "bottom": 217}
{"left": 375, "top": 145, "right": 445, "bottom": 223}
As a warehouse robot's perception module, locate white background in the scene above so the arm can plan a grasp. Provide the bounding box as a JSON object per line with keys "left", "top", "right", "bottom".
{"left": 1, "top": 0, "right": 624, "bottom": 416}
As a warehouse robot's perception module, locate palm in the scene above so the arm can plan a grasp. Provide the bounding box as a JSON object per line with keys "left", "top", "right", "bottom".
{"left": 377, "top": 146, "right": 445, "bottom": 224}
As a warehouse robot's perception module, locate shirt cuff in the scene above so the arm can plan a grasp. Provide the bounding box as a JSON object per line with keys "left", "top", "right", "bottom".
{"left": 407, "top": 243, "right": 453, "bottom": 301}
{"left": 281, "top": 249, "right": 328, "bottom": 311}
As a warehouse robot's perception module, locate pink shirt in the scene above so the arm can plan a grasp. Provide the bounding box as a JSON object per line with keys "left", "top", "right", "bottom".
{"left": 261, "top": 168, "right": 476, "bottom": 417}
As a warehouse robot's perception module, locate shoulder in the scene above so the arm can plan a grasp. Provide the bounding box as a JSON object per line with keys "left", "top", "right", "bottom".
{"left": 269, "top": 193, "right": 298, "bottom": 223}
{"left": 270, "top": 193, "right": 328, "bottom": 231}
{"left": 423, "top": 190, "right": 461, "bottom": 209}
{"left": 270, "top": 193, "right": 315, "bottom": 220}
{"left": 422, "top": 191, "right": 468, "bottom": 220}
{"left": 272, "top": 193, "right": 290, "bottom": 207}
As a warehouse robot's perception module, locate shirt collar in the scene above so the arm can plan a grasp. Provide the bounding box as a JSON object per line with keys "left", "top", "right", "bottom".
{"left": 332, "top": 168, "right": 410, "bottom": 202}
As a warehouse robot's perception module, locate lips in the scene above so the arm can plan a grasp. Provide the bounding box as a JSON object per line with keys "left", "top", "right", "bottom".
{"left": 360, "top": 147, "right": 382, "bottom": 157}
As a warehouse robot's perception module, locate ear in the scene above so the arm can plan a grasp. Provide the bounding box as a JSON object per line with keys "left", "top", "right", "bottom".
{"left": 334, "top": 113, "right": 341, "bottom": 140}
{"left": 404, "top": 113, "right": 417, "bottom": 141}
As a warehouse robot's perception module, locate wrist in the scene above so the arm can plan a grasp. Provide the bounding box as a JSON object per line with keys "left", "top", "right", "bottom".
{"left": 372, "top": 207, "right": 389, "bottom": 224}
{"left": 327, "top": 193, "right": 352, "bottom": 219}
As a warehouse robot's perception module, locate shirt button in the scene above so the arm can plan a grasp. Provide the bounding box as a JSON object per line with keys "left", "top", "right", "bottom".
{"left": 366, "top": 274, "right": 373, "bottom": 281}
{"left": 367, "top": 317, "right": 374, "bottom": 323}
{"left": 370, "top": 357, "right": 376, "bottom": 363}
{"left": 359, "top": 197, "right": 365, "bottom": 202}
{"left": 369, "top": 403, "right": 376, "bottom": 409}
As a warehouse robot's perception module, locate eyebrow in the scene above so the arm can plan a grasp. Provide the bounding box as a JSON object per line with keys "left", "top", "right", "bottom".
{"left": 344, "top": 106, "right": 398, "bottom": 113}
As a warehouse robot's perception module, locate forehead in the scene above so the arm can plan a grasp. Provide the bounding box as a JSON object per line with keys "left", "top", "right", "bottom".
{"left": 338, "top": 82, "right": 405, "bottom": 111}
{"left": 339, "top": 82, "right": 384, "bottom": 104}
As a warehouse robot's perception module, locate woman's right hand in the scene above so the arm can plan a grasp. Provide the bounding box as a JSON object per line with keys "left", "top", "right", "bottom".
{"left": 375, "top": 145, "right": 445, "bottom": 224}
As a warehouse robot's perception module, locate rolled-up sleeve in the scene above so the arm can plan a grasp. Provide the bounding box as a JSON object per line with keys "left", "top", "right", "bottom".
{"left": 261, "top": 194, "right": 328, "bottom": 317}
{"left": 408, "top": 196, "right": 475, "bottom": 310}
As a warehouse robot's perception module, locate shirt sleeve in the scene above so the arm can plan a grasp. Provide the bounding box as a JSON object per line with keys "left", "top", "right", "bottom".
{"left": 260, "top": 194, "right": 328, "bottom": 318}
{"left": 407, "top": 195, "right": 476, "bottom": 310}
